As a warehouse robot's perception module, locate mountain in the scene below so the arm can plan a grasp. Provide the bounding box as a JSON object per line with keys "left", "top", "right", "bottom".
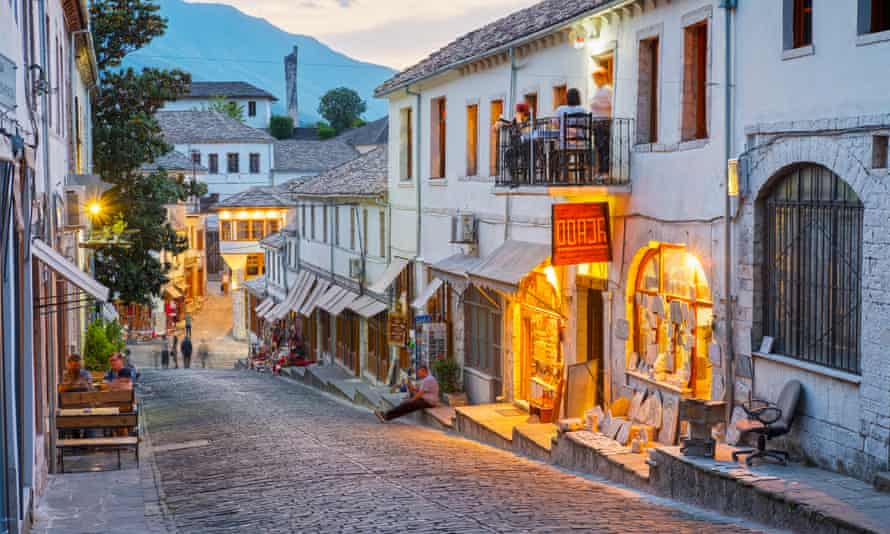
{"left": 122, "top": 0, "right": 397, "bottom": 125}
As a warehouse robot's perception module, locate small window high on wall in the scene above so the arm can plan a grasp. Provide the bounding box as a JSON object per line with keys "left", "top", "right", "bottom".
{"left": 430, "top": 97, "right": 447, "bottom": 178}
{"left": 859, "top": 0, "right": 890, "bottom": 34}
{"left": 784, "top": 0, "right": 813, "bottom": 50}
{"left": 681, "top": 21, "right": 708, "bottom": 141}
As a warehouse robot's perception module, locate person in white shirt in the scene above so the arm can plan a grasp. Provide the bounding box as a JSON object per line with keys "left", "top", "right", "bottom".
{"left": 375, "top": 365, "right": 439, "bottom": 422}
{"left": 590, "top": 67, "right": 613, "bottom": 175}
{"left": 554, "top": 88, "right": 589, "bottom": 150}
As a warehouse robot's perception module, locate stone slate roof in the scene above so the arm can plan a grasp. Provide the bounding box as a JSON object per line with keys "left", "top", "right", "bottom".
{"left": 183, "top": 81, "right": 277, "bottom": 101}
{"left": 375, "top": 0, "right": 610, "bottom": 96}
{"left": 337, "top": 118, "right": 388, "bottom": 147}
{"left": 273, "top": 139, "right": 359, "bottom": 173}
{"left": 156, "top": 111, "right": 275, "bottom": 144}
{"left": 140, "top": 150, "right": 208, "bottom": 173}
{"left": 210, "top": 185, "right": 296, "bottom": 209}
{"left": 291, "top": 147, "right": 387, "bottom": 198}
{"left": 260, "top": 232, "right": 286, "bottom": 249}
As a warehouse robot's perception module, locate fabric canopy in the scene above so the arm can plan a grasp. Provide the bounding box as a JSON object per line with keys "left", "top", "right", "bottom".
{"left": 290, "top": 272, "right": 317, "bottom": 313}
{"left": 328, "top": 289, "right": 359, "bottom": 316}
{"left": 255, "top": 298, "right": 275, "bottom": 317}
{"left": 431, "top": 253, "right": 483, "bottom": 291}
{"left": 315, "top": 286, "right": 348, "bottom": 314}
{"left": 367, "top": 257, "right": 410, "bottom": 295}
{"left": 411, "top": 278, "right": 444, "bottom": 310}
{"left": 101, "top": 303, "right": 119, "bottom": 322}
{"left": 467, "top": 240, "right": 551, "bottom": 295}
{"left": 350, "top": 297, "right": 388, "bottom": 318}
{"left": 300, "top": 281, "right": 330, "bottom": 317}
{"left": 31, "top": 238, "right": 109, "bottom": 302}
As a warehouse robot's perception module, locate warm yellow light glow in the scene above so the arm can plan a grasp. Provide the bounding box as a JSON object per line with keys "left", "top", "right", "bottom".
{"left": 727, "top": 159, "right": 740, "bottom": 197}
{"left": 88, "top": 202, "right": 102, "bottom": 216}
{"left": 220, "top": 211, "right": 231, "bottom": 220}
{"left": 253, "top": 210, "right": 265, "bottom": 219}
{"left": 237, "top": 210, "right": 249, "bottom": 220}
{"left": 544, "top": 265, "right": 561, "bottom": 300}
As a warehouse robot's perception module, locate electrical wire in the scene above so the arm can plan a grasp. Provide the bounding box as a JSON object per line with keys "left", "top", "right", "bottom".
{"left": 128, "top": 53, "right": 390, "bottom": 70}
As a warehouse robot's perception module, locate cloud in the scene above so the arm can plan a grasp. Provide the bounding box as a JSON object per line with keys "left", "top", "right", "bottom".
{"left": 188, "top": 0, "right": 538, "bottom": 68}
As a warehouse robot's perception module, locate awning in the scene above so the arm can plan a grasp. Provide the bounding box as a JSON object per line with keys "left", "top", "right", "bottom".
{"left": 315, "top": 286, "right": 348, "bottom": 314}
{"left": 290, "top": 272, "right": 317, "bottom": 313}
{"left": 31, "top": 238, "right": 109, "bottom": 302}
{"left": 412, "top": 278, "right": 444, "bottom": 310}
{"left": 431, "top": 253, "right": 484, "bottom": 291}
{"left": 243, "top": 275, "right": 267, "bottom": 297}
{"left": 367, "top": 257, "right": 410, "bottom": 295}
{"left": 164, "top": 286, "right": 183, "bottom": 300}
{"left": 255, "top": 298, "right": 275, "bottom": 317}
{"left": 328, "top": 289, "right": 360, "bottom": 316}
{"left": 300, "top": 281, "right": 330, "bottom": 317}
{"left": 468, "top": 240, "right": 551, "bottom": 295}
{"left": 350, "top": 297, "right": 388, "bottom": 319}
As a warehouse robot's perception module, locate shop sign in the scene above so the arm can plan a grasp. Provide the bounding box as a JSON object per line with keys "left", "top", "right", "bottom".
{"left": 0, "top": 54, "right": 15, "bottom": 111}
{"left": 551, "top": 202, "right": 611, "bottom": 266}
{"left": 415, "top": 314, "right": 432, "bottom": 324}
{"left": 388, "top": 314, "right": 408, "bottom": 346}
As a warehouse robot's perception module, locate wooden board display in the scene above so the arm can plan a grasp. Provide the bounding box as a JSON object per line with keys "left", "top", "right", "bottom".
{"left": 388, "top": 314, "right": 408, "bottom": 346}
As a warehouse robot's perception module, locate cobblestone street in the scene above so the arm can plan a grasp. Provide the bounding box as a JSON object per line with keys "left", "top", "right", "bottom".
{"left": 140, "top": 370, "right": 773, "bottom": 533}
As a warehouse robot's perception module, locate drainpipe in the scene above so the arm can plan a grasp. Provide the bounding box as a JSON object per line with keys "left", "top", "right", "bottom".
{"left": 722, "top": 0, "right": 737, "bottom": 423}
{"left": 505, "top": 47, "right": 518, "bottom": 241}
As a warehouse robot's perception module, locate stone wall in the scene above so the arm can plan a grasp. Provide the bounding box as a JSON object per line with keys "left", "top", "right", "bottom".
{"left": 734, "top": 115, "right": 890, "bottom": 481}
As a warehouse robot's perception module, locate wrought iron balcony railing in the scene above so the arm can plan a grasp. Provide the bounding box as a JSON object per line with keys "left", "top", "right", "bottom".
{"left": 495, "top": 115, "right": 632, "bottom": 188}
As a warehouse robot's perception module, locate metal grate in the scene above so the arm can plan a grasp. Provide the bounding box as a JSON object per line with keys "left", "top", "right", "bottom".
{"left": 764, "top": 164, "right": 863, "bottom": 374}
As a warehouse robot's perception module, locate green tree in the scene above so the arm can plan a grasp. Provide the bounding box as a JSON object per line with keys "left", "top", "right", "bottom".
{"left": 90, "top": 0, "right": 207, "bottom": 305}
{"left": 316, "top": 121, "right": 336, "bottom": 140}
{"left": 269, "top": 115, "right": 294, "bottom": 139}
{"left": 317, "top": 87, "right": 366, "bottom": 133}
{"left": 82, "top": 319, "right": 113, "bottom": 371}
{"left": 201, "top": 96, "right": 244, "bottom": 121}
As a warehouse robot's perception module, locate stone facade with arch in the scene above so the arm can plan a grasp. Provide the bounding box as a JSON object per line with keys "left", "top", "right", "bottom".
{"left": 735, "top": 122, "right": 890, "bottom": 481}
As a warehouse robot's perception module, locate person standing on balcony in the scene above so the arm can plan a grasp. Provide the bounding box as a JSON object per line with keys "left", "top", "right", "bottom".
{"left": 590, "top": 67, "right": 613, "bottom": 176}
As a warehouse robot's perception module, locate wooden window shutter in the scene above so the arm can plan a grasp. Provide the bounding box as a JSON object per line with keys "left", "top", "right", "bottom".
{"left": 466, "top": 104, "right": 478, "bottom": 177}
{"left": 430, "top": 98, "right": 443, "bottom": 178}
{"left": 783, "top": 0, "right": 795, "bottom": 49}
{"left": 636, "top": 38, "right": 657, "bottom": 144}
{"left": 399, "top": 108, "right": 412, "bottom": 180}
{"left": 681, "top": 25, "right": 705, "bottom": 142}
{"left": 858, "top": 0, "right": 872, "bottom": 34}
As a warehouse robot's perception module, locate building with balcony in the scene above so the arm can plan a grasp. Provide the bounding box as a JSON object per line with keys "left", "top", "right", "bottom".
{"left": 211, "top": 186, "right": 294, "bottom": 339}
{"left": 160, "top": 81, "right": 278, "bottom": 130}
{"left": 376, "top": 0, "right": 733, "bottom": 444}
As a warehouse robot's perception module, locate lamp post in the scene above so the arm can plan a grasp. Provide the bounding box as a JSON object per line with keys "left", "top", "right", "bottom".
{"left": 86, "top": 199, "right": 103, "bottom": 322}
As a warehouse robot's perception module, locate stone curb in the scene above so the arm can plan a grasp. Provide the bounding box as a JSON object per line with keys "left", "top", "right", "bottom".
{"left": 139, "top": 408, "right": 178, "bottom": 534}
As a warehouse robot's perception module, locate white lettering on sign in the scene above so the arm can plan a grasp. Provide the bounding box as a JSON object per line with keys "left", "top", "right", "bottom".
{"left": 555, "top": 217, "right": 609, "bottom": 249}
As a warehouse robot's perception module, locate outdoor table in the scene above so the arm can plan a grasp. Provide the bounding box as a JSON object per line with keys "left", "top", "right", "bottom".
{"left": 58, "top": 407, "right": 120, "bottom": 416}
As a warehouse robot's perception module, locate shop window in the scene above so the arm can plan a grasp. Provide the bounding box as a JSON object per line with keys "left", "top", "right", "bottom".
{"left": 221, "top": 220, "right": 232, "bottom": 241}
{"left": 237, "top": 220, "right": 249, "bottom": 241}
{"left": 763, "top": 164, "right": 862, "bottom": 374}
{"left": 681, "top": 21, "right": 708, "bottom": 141}
{"left": 637, "top": 36, "right": 659, "bottom": 144}
{"left": 246, "top": 254, "right": 261, "bottom": 276}
{"left": 251, "top": 220, "right": 264, "bottom": 240}
{"left": 489, "top": 99, "right": 504, "bottom": 177}
{"left": 632, "top": 245, "right": 713, "bottom": 399}
{"left": 464, "top": 285, "right": 501, "bottom": 377}
{"left": 430, "top": 97, "right": 446, "bottom": 178}
{"left": 784, "top": 0, "right": 813, "bottom": 49}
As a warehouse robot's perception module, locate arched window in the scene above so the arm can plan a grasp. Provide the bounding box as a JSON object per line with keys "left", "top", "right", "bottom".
{"left": 763, "top": 164, "right": 863, "bottom": 373}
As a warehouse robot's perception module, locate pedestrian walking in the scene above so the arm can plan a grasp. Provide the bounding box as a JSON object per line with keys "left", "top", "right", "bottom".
{"left": 160, "top": 346, "right": 170, "bottom": 369}
{"left": 181, "top": 336, "right": 193, "bottom": 369}
{"left": 198, "top": 339, "right": 210, "bottom": 368}
{"left": 221, "top": 270, "right": 229, "bottom": 295}
{"left": 171, "top": 335, "right": 179, "bottom": 369}
{"left": 185, "top": 312, "right": 193, "bottom": 337}
{"left": 375, "top": 365, "right": 439, "bottom": 422}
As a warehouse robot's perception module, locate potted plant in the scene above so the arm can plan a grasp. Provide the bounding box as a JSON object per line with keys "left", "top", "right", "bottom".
{"left": 431, "top": 358, "right": 467, "bottom": 407}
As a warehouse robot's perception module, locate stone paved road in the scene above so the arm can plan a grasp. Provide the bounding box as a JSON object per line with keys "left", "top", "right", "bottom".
{"left": 141, "top": 370, "right": 773, "bottom": 533}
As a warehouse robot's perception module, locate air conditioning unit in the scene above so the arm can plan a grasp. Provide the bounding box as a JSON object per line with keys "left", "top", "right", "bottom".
{"left": 349, "top": 258, "right": 363, "bottom": 280}
{"left": 63, "top": 187, "right": 86, "bottom": 228}
{"left": 450, "top": 213, "right": 477, "bottom": 244}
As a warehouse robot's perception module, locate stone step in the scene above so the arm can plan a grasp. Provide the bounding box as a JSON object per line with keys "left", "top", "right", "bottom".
{"left": 425, "top": 406, "right": 456, "bottom": 429}
{"left": 875, "top": 472, "right": 890, "bottom": 493}
{"left": 329, "top": 379, "right": 363, "bottom": 402}
{"left": 354, "top": 384, "right": 389, "bottom": 410}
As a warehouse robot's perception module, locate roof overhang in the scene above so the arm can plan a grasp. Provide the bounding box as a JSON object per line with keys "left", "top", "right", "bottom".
{"left": 374, "top": 0, "right": 629, "bottom": 98}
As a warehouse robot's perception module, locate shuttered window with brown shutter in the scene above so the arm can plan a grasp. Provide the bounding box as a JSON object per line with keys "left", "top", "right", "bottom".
{"left": 636, "top": 37, "right": 659, "bottom": 144}
{"left": 466, "top": 104, "right": 479, "bottom": 177}
{"left": 399, "top": 107, "right": 413, "bottom": 180}
{"left": 430, "top": 97, "right": 447, "bottom": 178}
{"left": 681, "top": 22, "right": 708, "bottom": 142}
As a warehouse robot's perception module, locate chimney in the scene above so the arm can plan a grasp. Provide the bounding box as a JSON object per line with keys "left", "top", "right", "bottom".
{"left": 285, "top": 46, "right": 299, "bottom": 126}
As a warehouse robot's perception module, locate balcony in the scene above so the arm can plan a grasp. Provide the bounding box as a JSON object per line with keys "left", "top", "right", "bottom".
{"left": 495, "top": 115, "right": 632, "bottom": 189}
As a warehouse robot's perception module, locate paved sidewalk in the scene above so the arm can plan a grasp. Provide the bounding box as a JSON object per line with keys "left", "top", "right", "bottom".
{"left": 31, "top": 466, "right": 150, "bottom": 534}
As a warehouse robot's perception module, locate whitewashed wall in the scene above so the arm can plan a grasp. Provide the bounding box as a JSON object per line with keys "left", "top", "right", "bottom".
{"left": 171, "top": 141, "right": 274, "bottom": 199}
{"left": 162, "top": 97, "right": 274, "bottom": 130}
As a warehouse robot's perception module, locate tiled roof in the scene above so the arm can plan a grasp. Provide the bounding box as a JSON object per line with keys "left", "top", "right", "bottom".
{"left": 140, "top": 150, "right": 208, "bottom": 173}
{"left": 337, "top": 118, "right": 388, "bottom": 147}
{"left": 260, "top": 232, "right": 286, "bottom": 249}
{"left": 375, "top": 0, "right": 610, "bottom": 96}
{"left": 273, "top": 139, "right": 359, "bottom": 173}
{"left": 183, "top": 81, "right": 277, "bottom": 101}
{"left": 156, "top": 111, "right": 275, "bottom": 144}
{"left": 291, "top": 147, "right": 387, "bottom": 198}
{"left": 210, "top": 185, "right": 296, "bottom": 209}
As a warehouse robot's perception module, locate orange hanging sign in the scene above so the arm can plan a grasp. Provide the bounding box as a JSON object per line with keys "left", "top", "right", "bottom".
{"left": 551, "top": 202, "right": 612, "bottom": 266}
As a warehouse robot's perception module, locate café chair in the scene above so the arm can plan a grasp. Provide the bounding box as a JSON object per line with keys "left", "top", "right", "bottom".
{"left": 731, "top": 380, "right": 802, "bottom": 466}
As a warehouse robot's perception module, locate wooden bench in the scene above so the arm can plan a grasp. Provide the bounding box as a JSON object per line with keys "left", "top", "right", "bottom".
{"left": 56, "top": 390, "right": 139, "bottom": 472}
{"left": 56, "top": 437, "right": 138, "bottom": 473}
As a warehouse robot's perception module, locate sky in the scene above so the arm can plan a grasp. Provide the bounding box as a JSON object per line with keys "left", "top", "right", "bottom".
{"left": 187, "top": 0, "right": 540, "bottom": 69}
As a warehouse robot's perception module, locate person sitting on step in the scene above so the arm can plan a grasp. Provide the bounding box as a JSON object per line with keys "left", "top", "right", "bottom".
{"left": 375, "top": 365, "right": 439, "bottom": 423}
